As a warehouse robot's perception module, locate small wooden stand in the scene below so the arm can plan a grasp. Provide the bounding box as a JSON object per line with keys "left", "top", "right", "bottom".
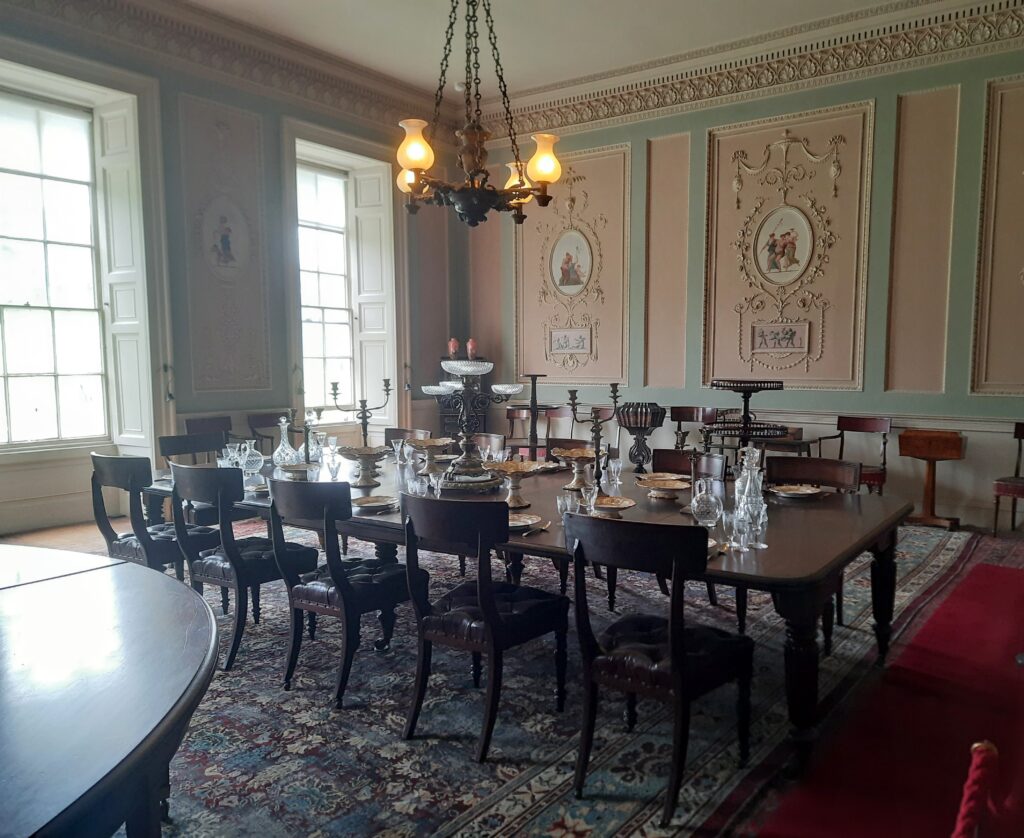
{"left": 899, "top": 429, "right": 966, "bottom": 530}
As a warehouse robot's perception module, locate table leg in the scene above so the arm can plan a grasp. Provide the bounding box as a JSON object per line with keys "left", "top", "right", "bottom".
{"left": 772, "top": 591, "right": 824, "bottom": 766}
{"left": 870, "top": 529, "right": 898, "bottom": 663}
{"left": 374, "top": 542, "right": 399, "bottom": 565}
{"left": 506, "top": 551, "right": 524, "bottom": 585}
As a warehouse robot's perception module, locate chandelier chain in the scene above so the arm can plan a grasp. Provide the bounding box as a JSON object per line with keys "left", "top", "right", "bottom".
{"left": 482, "top": 0, "right": 522, "bottom": 171}
{"left": 463, "top": 0, "right": 474, "bottom": 123}
{"left": 429, "top": 0, "right": 460, "bottom": 143}
{"left": 466, "top": 0, "right": 483, "bottom": 125}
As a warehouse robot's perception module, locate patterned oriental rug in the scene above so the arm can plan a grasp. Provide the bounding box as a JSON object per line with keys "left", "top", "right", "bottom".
{"left": 132, "top": 524, "right": 975, "bottom": 837}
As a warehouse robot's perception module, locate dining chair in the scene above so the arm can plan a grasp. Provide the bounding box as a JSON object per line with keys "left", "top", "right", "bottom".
{"left": 760, "top": 456, "right": 862, "bottom": 651}
{"left": 544, "top": 406, "right": 574, "bottom": 448}
{"left": 754, "top": 426, "right": 812, "bottom": 457}
{"left": 384, "top": 427, "right": 430, "bottom": 446}
{"left": 505, "top": 407, "right": 532, "bottom": 456}
{"left": 564, "top": 513, "right": 753, "bottom": 827}
{"left": 817, "top": 416, "right": 893, "bottom": 494}
{"left": 90, "top": 452, "right": 218, "bottom": 582}
{"left": 401, "top": 494, "right": 570, "bottom": 762}
{"left": 268, "top": 478, "right": 409, "bottom": 707}
{"left": 171, "top": 462, "right": 318, "bottom": 671}
{"left": 472, "top": 432, "right": 506, "bottom": 456}
{"left": 992, "top": 422, "right": 1024, "bottom": 535}
{"left": 669, "top": 406, "right": 718, "bottom": 451}
{"left": 247, "top": 411, "right": 296, "bottom": 454}
{"left": 158, "top": 431, "right": 257, "bottom": 526}
{"left": 184, "top": 415, "right": 234, "bottom": 437}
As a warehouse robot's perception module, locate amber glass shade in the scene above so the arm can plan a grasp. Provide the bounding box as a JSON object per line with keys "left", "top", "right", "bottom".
{"left": 503, "top": 162, "right": 533, "bottom": 204}
{"left": 526, "top": 133, "right": 561, "bottom": 184}
{"left": 397, "top": 119, "right": 435, "bottom": 171}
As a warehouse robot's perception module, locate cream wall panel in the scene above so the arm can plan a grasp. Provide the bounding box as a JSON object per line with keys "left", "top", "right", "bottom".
{"left": 886, "top": 87, "right": 959, "bottom": 393}
{"left": 973, "top": 77, "right": 1024, "bottom": 394}
{"left": 645, "top": 134, "right": 689, "bottom": 388}
{"left": 468, "top": 208, "right": 505, "bottom": 377}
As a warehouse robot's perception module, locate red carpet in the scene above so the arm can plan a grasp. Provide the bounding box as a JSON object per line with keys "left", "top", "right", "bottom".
{"left": 758, "top": 563, "right": 1024, "bottom": 837}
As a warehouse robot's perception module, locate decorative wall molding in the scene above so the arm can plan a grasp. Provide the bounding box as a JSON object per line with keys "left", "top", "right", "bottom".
{"left": 0, "top": 0, "right": 439, "bottom": 132}
{"left": 483, "top": 1, "right": 1024, "bottom": 136}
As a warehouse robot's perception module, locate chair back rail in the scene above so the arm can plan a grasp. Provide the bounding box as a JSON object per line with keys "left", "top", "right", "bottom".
{"left": 158, "top": 430, "right": 228, "bottom": 465}
{"left": 402, "top": 494, "right": 508, "bottom": 628}
{"left": 269, "top": 478, "right": 353, "bottom": 594}
{"left": 819, "top": 415, "right": 892, "bottom": 468}
{"left": 765, "top": 456, "right": 861, "bottom": 491}
{"left": 247, "top": 411, "right": 296, "bottom": 453}
{"left": 670, "top": 406, "right": 718, "bottom": 425}
{"left": 651, "top": 449, "right": 727, "bottom": 480}
{"left": 90, "top": 453, "right": 154, "bottom": 550}
{"left": 185, "top": 415, "right": 233, "bottom": 435}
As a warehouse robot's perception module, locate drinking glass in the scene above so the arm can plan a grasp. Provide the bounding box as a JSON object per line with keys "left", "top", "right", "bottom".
{"left": 429, "top": 471, "right": 444, "bottom": 497}
{"left": 608, "top": 458, "right": 623, "bottom": 485}
{"left": 581, "top": 483, "right": 599, "bottom": 515}
{"left": 327, "top": 458, "right": 342, "bottom": 481}
{"left": 226, "top": 442, "right": 241, "bottom": 466}
{"left": 729, "top": 505, "right": 751, "bottom": 553}
{"left": 391, "top": 438, "right": 405, "bottom": 462}
{"left": 327, "top": 435, "right": 338, "bottom": 459}
{"left": 216, "top": 457, "right": 230, "bottom": 469}
{"left": 408, "top": 476, "right": 428, "bottom": 497}
{"left": 306, "top": 464, "right": 321, "bottom": 483}
{"left": 745, "top": 494, "right": 768, "bottom": 549}
{"left": 559, "top": 490, "right": 580, "bottom": 515}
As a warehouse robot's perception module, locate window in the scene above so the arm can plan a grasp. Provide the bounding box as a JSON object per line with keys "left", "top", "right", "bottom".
{"left": 296, "top": 164, "right": 355, "bottom": 410}
{"left": 0, "top": 93, "right": 106, "bottom": 445}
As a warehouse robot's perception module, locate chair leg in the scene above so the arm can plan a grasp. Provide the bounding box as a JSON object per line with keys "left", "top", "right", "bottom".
{"left": 307, "top": 611, "right": 317, "bottom": 640}
{"left": 592, "top": 562, "right": 604, "bottom": 580}
{"left": 554, "top": 624, "right": 567, "bottom": 712}
{"left": 574, "top": 682, "right": 599, "bottom": 799}
{"left": 835, "top": 579, "right": 845, "bottom": 627}
{"left": 341, "top": 535, "right": 349, "bottom": 556}
{"left": 250, "top": 585, "right": 261, "bottom": 624}
{"left": 174, "top": 560, "right": 185, "bottom": 582}
{"left": 334, "top": 616, "right": 361, "bottom": 709}
{"left": 706, "top": 581, "right": 719, "bottom": 607}
{"left": 191, "top": 578, "right": 203, "bottom": 597}
{"left": 736, "top": 587, "right": 748, "bottom": 634}
{"left": 606, "top": 566, "right": 617, "bottom": 611}
{"left": 284, "top": 608, "right": 303, "bottom": 690}
{"left": 471, "top": 652, "right": 482, "bottom": 688}
{"left": 375, "top": 608, "right": 396, "bottom": 652}
{"left": 1012, "top": 498, "right": 1019, "bottom": 531}
{"left": 403, "top": 639, "right": 432, "bottom": 740}
{"left": 224, "top": 585, "right": 248, "bottom": 671}
{"left": 737, "top": 653, "right": 752, "bottom": 767}
{"left": 656, "top": 574, "right": 670, "bottom": 596}
{"left": 220, "top": 587, "right": 230, "bottom": 616}
{"left": 661, "top": 700, "right": 692, "bottom": 828}
{"left": 458, "top": 554, "right": 466, "bottom": 577}
{"left": 553, "top": 558, "right": 568, "bottom": 595}
{"left": 821, "top": 597, "right": 834, "bottom": 657}
{"left": 625, "top": 693, "right": 637, "bottom": 732}
{"left": 476, "top": 649, "right": 504, "bottom": 762}
{"left": 993, "top": 495, "right": 1001, "bottom": 537}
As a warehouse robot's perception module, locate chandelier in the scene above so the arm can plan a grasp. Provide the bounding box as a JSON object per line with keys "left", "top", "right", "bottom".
{"left": 395, "top": 0, "right": 562, "bottom": 226}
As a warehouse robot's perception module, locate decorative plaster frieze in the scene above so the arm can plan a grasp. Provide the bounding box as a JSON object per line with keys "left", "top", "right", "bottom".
{"left": 483, "top": 1, "right": 1024, "bottom": 136}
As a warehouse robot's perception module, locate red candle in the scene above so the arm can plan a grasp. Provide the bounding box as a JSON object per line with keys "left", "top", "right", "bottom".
{"left": 447, "top": 337, "right": 459, "bottom": 359}
{"left": 466, "top": 337, "right": 478, "bottom": 360}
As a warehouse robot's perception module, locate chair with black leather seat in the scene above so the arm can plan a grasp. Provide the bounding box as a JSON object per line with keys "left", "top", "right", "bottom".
{"left": 158, "top": 432, "right": 257, "bottom": 527}
{"left": 171, "top": 462, "right": 318, "bottom": 671}
{"left": 90, "top": 452, "right": 219, "bottom": 582}
{"left": 269, "top": 478, "right": 410, "bottom": 707}
{"left": 564, "top": 513, "right": 752, "bottom": 827}
{"left": 402, "top": 494, "right": 570, "bottom": 762}
{"left": 993, "top": 422, "right": 1024, "bottom": 535}
{"left": 247, "top": 410, "right": 296, "bottom": 454}
{"left": 817, "top": 415, "right": 893, "bottom": 494}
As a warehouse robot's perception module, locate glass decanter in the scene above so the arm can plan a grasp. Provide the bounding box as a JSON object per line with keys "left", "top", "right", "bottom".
{"left": 691, "top": 477, "right": 724, "bottom": 530}
{"left": 272, "top": 417, "right": 297, "bottom": 466}
{"left": 241, "top": 438, "right": 265, "bottom": 477}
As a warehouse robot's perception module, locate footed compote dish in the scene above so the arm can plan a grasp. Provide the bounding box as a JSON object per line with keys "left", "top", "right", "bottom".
{"left": 591, "top": 495, "right": 637, "bottom": 519}
{"left": 636, "top": 476, "right": 691, "bottom": 501}
{"left": 486, "top": 460, "right": 559, "bottom": 509}
{"left": 338, "top": 445, "right": 390, "bottom": 488}
{"left": 552, "top": 447, "right": 597, "bottom": 492}
{"left": 404, "top": 437, "right": 456, "bottom": 477}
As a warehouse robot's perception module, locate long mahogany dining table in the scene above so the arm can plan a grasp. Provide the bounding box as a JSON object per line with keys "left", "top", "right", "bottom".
{"left": 145, "top": 456, "right": 913, "bottom": 755}
{"left": 0, "top": 545, "right": 218, "bottom": 837}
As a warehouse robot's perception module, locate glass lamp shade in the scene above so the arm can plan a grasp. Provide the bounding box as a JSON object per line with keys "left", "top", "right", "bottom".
{"left": 503, "top": 162, "right": 533, "bottom": 204}
{"left": 396, "top": 168, "right": 416, "bottom": 194}
{"left": 397, "top": 119, "right": 435, "bottom": 171}
{"left": 441, "top": 359, "right": 494, "bottom": 376}
{"left": 526, "top": 133, "right": 561, "bottom": 184}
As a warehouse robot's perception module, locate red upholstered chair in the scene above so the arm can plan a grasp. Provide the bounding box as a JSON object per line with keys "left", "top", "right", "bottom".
{"left": 817, "top": 416, "right": 892, "bottom": 494}
{"left": 993, "top": 423, "right": 1024, "bottom": 535}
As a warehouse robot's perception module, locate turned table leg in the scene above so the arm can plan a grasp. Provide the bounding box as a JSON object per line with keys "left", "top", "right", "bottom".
{"left": 870, "top": 529, "right": 898, "bottom": 663}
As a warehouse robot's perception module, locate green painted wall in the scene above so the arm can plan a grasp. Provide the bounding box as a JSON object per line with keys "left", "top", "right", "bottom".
{"left": 488, "top": 48, "right": 1024, "bottom": 420}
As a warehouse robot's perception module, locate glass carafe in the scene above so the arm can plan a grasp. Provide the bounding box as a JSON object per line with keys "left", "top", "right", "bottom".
{"left": 272, "top": 417, "right": 297, "bottom": 466}
{"left": 691, "top": 477, "right": 724, "bottom": 529}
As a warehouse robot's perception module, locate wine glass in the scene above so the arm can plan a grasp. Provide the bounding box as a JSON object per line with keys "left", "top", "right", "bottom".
{"left": 429, "top": 471, "right": 444, "bottom": 497}
{"left": 729, "top": 505, "right": 752, "bottom": 553}
{"left": 327, "top": 458, "right": 342, "bottom": 481}
{"left": 608, "top": 458, "right": 623, "bottom": 485}
{"left": 391, "top": 438, "right": 405, "bottom": 462}
{"left": 745, "top": 493, "right": 768, "bottom": 549}
{"left": 580, "top": 483, "right": 599, "bottom": 515}
{"left": 226, "top": 442, "right": 241, "bottom": 467}
{"left": 559, "top": 491, "right": 580, "bottom": 515}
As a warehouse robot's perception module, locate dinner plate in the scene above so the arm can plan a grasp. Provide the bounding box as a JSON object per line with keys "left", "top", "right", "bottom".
{"left": 352, "top": 495, "right": 399, "bottom": 510}
{"left": 644, "top": 472, "right": 686, "bottom": 481}
{"left": 593, "top": 496, "right": 636, "bottom": 510}
{"left": 508, "top": 513, "right": 543, "bottom": 530}
{"left": 769, "top": 484, "right": 822, "bottom": 498}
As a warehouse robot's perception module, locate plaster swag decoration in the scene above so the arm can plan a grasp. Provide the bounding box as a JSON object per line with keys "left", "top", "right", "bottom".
{"left": 703, "top": 103, "right": 872, "bottom": 390}
{"left": 536, "top": 168, "right": 606, "bottom": 372}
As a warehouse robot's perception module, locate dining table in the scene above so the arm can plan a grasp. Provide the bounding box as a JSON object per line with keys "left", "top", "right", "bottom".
{"left": 0, "top": 545, "right": 218, "bottom": 837}
{"left": 144, "top": 455, "right": 913, "bottom": 758}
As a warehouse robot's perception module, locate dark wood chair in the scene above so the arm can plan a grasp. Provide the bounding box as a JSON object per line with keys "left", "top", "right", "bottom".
{"left": 384, "top": 427, "right": 430, "bottom": 446}
{"left": 90, "top": 452, "right": 218, "bottom": 582}
{"left": 184, "top": 415, "right": 234, "bottom": 437}
{"left": 171, "top": 462, "right": 318, "bottom": 671}
{"left": 563, "top": 513, "right": 753, "bottom": 827}
{"left": 760, "top": 456, "right": 862, "bottom": 650}
{"left": 247, "top": 411, "right": 295, "bottom": 454}
{"left": 755, "top": 426, "right": 811, "bottom": 457}
{"left": 472, "top": 432, "right": 506, "bottom": 456}
{"left": 670, "top": 406, "right": 718, "bottom": 451}
{"left": 993, "top": 422, "right": 1024, "bottom": 535}
{"left": 268, "top": 478, "right": 409, "bottom": 707}
{"left": 505, "top": 407, "right": 532, "bottom": 455}
{"left": 817, "top": 416, "right": 892, "bottom": 493}
{"left": 402, "top": 494, "right": 569, "bottom": 762}
{"left": 651, "top": 448, "right": 727, "bottom": 480}
{"left": 158, "top": 431, "right": 256, "bottom": 526}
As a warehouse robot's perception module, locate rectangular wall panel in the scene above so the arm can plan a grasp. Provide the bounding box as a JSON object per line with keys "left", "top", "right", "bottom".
{"left": 645, "top": 134, "right": 689, "bottom": 387}
{"left": 885, "top": 87, "right": 958, "bottom": 392}
{"left": 973, "top": 77, "right": 1024, "bottom": 394}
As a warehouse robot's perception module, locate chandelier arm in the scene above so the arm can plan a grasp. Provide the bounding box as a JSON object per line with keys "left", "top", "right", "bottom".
{"left": 429, "top": 0, "right": 460, "bottom": 143}
{"left": 482, "top": 0, "right": 522, "bottom": 172}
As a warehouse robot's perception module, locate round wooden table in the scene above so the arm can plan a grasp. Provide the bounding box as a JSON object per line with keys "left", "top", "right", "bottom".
{"left": 0, "top": 545, "right": 218, "bottom": 837}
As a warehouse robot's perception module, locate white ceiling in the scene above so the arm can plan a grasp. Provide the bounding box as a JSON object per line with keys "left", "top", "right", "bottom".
{"left": 181, "top": 0, "right": 958, "bottom": 99}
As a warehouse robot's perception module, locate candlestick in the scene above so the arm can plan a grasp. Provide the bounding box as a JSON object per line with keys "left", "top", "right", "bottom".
{"left": 567, "top": 383, "right": 620, "bottom": 496}
{"left": 330, "top": 378, "right": 392, "bottom": 447}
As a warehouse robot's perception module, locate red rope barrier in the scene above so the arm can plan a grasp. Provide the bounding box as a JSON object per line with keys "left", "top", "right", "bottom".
{"left": 951, "top": 741, "right": 1000, "bottom": 838}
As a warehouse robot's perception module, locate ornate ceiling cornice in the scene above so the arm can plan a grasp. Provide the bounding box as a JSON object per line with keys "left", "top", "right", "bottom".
{"left": 0, "top": 0, "right": 452, "bottom": 133}
{"left": 483, "top": 0, "right": 1024, "bottom": 137}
